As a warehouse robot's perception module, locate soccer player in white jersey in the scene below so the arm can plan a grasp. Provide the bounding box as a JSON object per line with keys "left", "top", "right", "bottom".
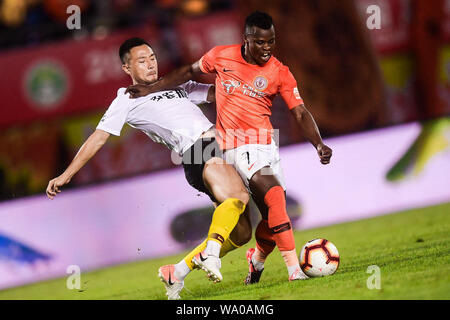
{"left": 46, "top": 38, "right": 253, "bottom": 300}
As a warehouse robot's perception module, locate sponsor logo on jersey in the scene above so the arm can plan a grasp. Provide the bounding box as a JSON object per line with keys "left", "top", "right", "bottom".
{"left": 221, "top": 80, "right": 241, "bottom": 94}
{"left": 242, "top": 84, "right": 266, "bottom": 98}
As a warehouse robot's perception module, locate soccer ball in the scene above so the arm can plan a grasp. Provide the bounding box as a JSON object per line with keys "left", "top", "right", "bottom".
{"left": 299, "top": 238, "right": 340, "bottom": 277}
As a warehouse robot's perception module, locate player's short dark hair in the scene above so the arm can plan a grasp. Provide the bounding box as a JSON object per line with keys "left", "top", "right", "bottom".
{"left": 245, "top": 11, "right": 273, "bottom": 34}
{"left": 119, "top": 37, "right": 150, "bottom": 64}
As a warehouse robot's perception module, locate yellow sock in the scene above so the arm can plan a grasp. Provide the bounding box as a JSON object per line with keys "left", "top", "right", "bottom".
{"left": 219, "top": 237, "right": 240, "bottom": 258}
{"left": 182, "top": 237, "right": 241, "bottom": 269}
{"left": 182, "top": 198, "right": 245, "bottom": 270}
{"left": 207, "top": 198, "right": 246, "bottom": 245}
{"left": 183, "top": 239, "right": 207, "bottom": 270}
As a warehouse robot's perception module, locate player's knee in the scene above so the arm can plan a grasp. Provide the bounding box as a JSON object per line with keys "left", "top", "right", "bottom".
{"left": 233, "top": 189, "right": 249, "bottom": 206}
{"left": 223, "top": 175, "right": 249, "bottom": 205}
{"left": 203, "top": 163, "right": 249, "bottom": 205}
{"left": 221, "top": 187, "right": 249, "bottom": 206}
{"left": 226, "top": 196, "right": 248, "bottom": 213}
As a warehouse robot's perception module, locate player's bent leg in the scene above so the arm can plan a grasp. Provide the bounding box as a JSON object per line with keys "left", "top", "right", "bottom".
{"left": 202, "top": 157, "right": 249, "bottom": 245}
{"left": 182, "top": 207, "right": 251, "bottom": 284}
{"left": 243, "top": 219, "right": 274, "bottom": 285}
{"left": 179, "top": 201, "right": 250, "bottom": 271}
{"left": 203, "top": 157, "right": 249, "bottom": 204}
{"left": 191, "top": 157, "right": 249, "bottom": 282}
{"left": 185, "top": 207, "right": 250, "bottom": 282}
{"left": 227, "top": 205, "right": 252, "bottom": 246}
{"left": 263, "top": 185, "right": 295, "bottom": 251}
{"left": 249, "top": 169, "right": 306, "bottom": 281}
{"left": 220, "top": 206, "right": 252, "bottom": 258}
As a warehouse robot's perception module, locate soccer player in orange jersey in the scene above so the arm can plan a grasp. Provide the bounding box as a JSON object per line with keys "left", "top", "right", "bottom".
{"left": 127, "top": 11, "right": 332, "bottom": 283}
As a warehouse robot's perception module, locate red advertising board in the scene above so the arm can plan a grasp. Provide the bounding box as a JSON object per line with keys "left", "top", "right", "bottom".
{"left": 0, "top": 25, "right": 171, "bottom": 128}
{"left": 176, "top": 11, "right": 243, "bottom": 62}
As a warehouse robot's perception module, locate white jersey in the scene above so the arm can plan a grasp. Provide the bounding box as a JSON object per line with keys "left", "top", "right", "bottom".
{"left": 96, "top": 81, "right": 214, "bottom": 156}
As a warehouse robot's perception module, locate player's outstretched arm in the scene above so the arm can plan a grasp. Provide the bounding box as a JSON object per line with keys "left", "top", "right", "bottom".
{"left": 46, "top": 129, "right": 110, "bottom": 199}
{"left": 126, "top": 61, "right": 203, "bottom": 98}
{"left": 290, "top": 104, "right": 332, "bottom": 165}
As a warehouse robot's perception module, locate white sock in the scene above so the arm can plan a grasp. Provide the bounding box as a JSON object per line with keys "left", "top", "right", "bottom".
{"left": 251, "top": 256, "right": 265, "bottom": 271}
{"left": 287, "top": 264, "right": 301, "bottom": 278}
{"left": 174, "top": 260, "right": 191, "bottom": 281}
{"left": 204, "top": 240, "right": 221, "bottom": 257}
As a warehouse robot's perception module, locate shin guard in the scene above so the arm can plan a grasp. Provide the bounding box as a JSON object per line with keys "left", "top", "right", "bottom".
{"left": 264, "top": 186, "right": 295, "bottom": 251}
{"left": 208, "top": 198, "right": 246, "bottom": 245}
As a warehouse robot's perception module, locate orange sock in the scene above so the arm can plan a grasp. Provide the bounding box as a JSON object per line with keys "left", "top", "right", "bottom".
{"left": 264, "top": 186, "right": 295, "bottom": 251}
{"left": 255, "top": 219, "right": 276, "bottom": 259}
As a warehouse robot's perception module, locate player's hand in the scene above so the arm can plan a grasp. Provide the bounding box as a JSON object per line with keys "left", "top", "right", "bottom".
{"left": 46, "top": 175, "right": 70, "bottom": 199}
{"left": 125, "top": 84, "right": 154, "bottom": 98}
{"left": 316, "top": 143, "right": 332, "bottom": 165}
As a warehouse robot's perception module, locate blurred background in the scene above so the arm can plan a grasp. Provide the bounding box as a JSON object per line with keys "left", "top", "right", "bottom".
{"left": 0, "top": 0, "right": 449, "bottom": 290}
{"left": 0, "top": 0, "right": 449, "bottom": 199}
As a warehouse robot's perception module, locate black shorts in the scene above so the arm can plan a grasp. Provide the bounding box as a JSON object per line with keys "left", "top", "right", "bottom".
{"left": 182, "top": 137, "right": 222, "bottom": 203}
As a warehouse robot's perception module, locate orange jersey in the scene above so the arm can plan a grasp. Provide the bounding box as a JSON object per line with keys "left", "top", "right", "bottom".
{"left": 199, "top": 44, "right": 303, "bottom": 149}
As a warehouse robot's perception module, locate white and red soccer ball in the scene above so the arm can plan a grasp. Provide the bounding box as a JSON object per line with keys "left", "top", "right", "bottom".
{"left": 300, "top": 238, "right": 340, "bottom": 277}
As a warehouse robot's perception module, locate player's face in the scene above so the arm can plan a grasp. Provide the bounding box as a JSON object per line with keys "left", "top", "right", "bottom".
{"left": 123, "top": 45, "right": 158, "bottom": 84}
{"left": 244, "top": 25, "right": 276, "bottom": 66}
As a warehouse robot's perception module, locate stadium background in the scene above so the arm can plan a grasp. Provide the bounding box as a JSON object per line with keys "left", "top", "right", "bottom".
{"left": 0, "top": 0, "right": 449, "bottom": 293}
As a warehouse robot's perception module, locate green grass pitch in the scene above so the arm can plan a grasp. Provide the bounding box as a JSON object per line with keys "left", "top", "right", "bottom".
{"left": 0, "top": 202, "right": 449, "bottom": 300}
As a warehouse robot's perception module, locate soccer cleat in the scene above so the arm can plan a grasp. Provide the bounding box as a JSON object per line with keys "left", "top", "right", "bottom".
{"left": 244, "top": 248, "right": 264, "bottom": 285}
{"left": 289, "top": 267, "right": 309, "bottom": 281}
{"left": 192, "top": 251, "right": 222, "bottom": 283}
{"left": 158, "top": 265, "right": 184, "bottom": 300}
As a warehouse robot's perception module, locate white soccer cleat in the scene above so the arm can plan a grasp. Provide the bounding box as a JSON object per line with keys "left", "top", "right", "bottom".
{"left": 192, "top": 251, "right": 223, "bottom": 283}
{"left": 158, "top": 264, "right": 184, "bottom": 300}
{"left": 289, "top": 267, "right": 309, "bottom": 281}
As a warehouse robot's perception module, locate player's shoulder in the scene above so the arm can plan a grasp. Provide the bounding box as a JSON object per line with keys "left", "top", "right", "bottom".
{"left": 268, "top": 57, "right": 295, "bottom": 82}
{"left": 269, "top": 56, "right": 290, "bottom": 72}
{"left": 108, "top": 87, "right": 133, "bottom": 107}
{"left": 116, "top": 87, "right": 135, "bottom": 101}
{"left": 116, "top": 87, "right": 127, "bottom": 96}
{"left": 207, "top": 44, "right": 241, "bottom": 57}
